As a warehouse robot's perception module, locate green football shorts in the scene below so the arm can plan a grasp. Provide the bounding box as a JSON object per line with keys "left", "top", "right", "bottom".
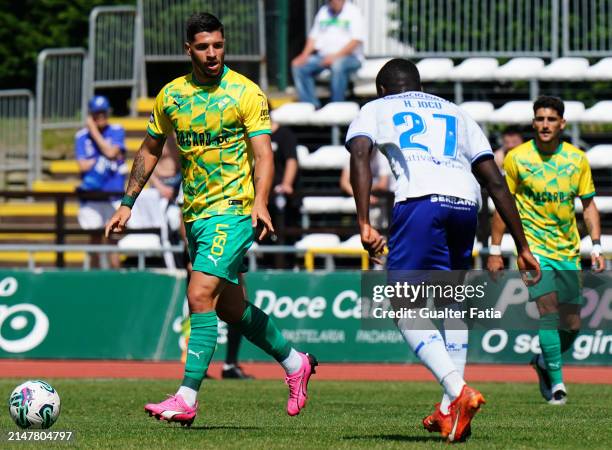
{"left": 528, "top": 254, "right": 583, "bottom": 304}
{"left": 185, "top": 215, "right": 254, "bottom": 284}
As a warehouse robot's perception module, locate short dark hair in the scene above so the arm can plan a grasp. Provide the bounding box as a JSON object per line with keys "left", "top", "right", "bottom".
{"left": 376, "top": 58, "right": 421, "bottom": 96}
{"left": 501, "top": 125, "right": 523, "bottom": 137}
{"left": 186, "top": 12, "right": 224, "bottom": 42}
{"left": 533, "top": 95, "right": 564, "bottom": 118}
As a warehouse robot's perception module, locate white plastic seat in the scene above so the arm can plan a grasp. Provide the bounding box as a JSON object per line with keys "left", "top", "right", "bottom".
{"left": 296, "top": 145, "right": 310, "bottom": 165}
{"left": 490, "top": 101, "right": 533, "bottom": 124}
{"left": 353, "top": 80, "right": 377, "bottom": 97}
{"left": 586, "top": 145, "right": 612, "bottom": 169}
{"left": 493, "top": 57, "right": 545, "bottom": 80}
{"left": 459, "top": 102, "right": 495, "bottom": 123}
{"left": 574, "top": 196, "right": 612, "bottom": 213}
{"left": 310, "top": 102, "right": 360, "bottom": 126}
{"left": 539, "top": 57, "right": 589, "bottom": 81}
{"left": 580, "top": 101, "right": 612, "bottom": 123}
{"left": 295, "top": 233, "right": 341, "bottom": 249}
{"left": 356, "top": 58, "right": 392, "bottom": 80}
{"left": 122, "top": 188, "right": 176, "bottom": 268}
{"left": 580, "top": 235, "right": 612, "bottom": 256}
{"left": 339, "top": 234, "right": 364, "bottom": 249}
{"left": 117, "top": 234, "right": 162, "bottom": 250}
{"left": 585, "top": 57, "right": 612, "bottom": 80}
{"left": 300, "top": 145, "right": 349, "bottom": 170}
{"left": 563, "top": 101, "right": 586, "bottom": 122}
{"left": 448, "top": 58, "right": 499, "bottom": 81}
{"left": 301, "top": 196, "right": 356, "bottom": 214}
{"left": 416, "top": 58, "right": 454, "bottom": 82}
{"left": 270, "top": 102, "right": 315, "bottom": 125}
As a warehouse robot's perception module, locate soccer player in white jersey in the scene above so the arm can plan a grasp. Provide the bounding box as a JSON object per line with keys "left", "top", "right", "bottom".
{"left": 346, "top": 59, "right": 541, "bottom": 442}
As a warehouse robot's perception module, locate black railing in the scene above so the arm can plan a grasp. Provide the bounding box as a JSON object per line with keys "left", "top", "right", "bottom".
{"left": 0, "top": 191, "right": 161, "bottom": 267}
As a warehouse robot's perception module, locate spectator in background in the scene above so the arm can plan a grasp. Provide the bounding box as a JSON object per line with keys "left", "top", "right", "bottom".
{"left": 75, "top": 95, "right": 127, "bottom": 267}
{"left": 340, "top": 148, "right": 392, "bottom": 228}
{"left": 478, "top": 126, "right": 525, "bottom": 243}
{"left": 270, "top": 106, "right": 299, "bottom": 215}
{"left": 494, "top": 126, "right": 524, "bottom": 171}
{"left": 124, "top": 135, "right": 182, "bottom": 270}
{"left": 149, "top": 134, "right": 182, "bottom": 201}
{"left": 291, "top": 0, "right": 365, "bottom": 108}
{"left": 268, "top": 107, "right": 300, "bottom": 262}
{"left": 340, "top": 148, "right": 391, "bottom": 201}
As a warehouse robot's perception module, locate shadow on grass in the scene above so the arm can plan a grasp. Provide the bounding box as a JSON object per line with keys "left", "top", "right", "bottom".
{"left": 343, "top": 434, "right": 443, "bottom": 443}
{"left": 176, "top": 425, "right": 263, "bottom": 431}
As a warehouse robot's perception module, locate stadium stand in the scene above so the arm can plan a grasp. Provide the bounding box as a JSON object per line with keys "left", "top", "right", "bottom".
{"left": 1, "top": 1, "right": 611, "bottom": 270}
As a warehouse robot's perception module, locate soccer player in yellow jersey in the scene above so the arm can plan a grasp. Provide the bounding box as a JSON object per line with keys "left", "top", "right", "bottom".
{"left": 105, "top": 13, "right": 317, "bottom": 425}
{"left": 487, "top": 96, "right": 605, "bottom": 405}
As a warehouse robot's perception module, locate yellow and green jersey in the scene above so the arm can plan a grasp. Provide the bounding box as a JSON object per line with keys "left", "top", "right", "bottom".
{"left": 147, "top": 66, "right": 271, "bottom": 221}
{"left": 504, "top": 140, "right": 595, "bottom": 261}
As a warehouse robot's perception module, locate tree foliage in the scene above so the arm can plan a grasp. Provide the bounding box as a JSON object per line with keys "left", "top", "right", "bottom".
{"left": 0, "top": 0, "right": 134, "bottom": 90}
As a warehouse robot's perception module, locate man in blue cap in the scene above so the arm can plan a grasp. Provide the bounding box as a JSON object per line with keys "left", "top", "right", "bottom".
{"left": 75, "top": 95, "right": 127, "bottom": 267}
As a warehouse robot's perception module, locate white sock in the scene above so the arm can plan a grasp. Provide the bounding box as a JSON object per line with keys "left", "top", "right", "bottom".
{"left": 398, "top": 316, "right": 464, "bottom": 397}
{"left": 280, "top": 348, "right": 302, "bottom": 375}
{"left": 440, "top": 327, "right": 468, "bottom": 414}
{"left": 223, "top": 363, "right": 236, "bottom": 371}
{"left": 551, "top": 382, "right": 567, "bottom": 394}
{"left": 441, "top": 370, "right": 466, "bottom": 399}
{"left": 176, "top": 386, "right": 198, "bottom": 407}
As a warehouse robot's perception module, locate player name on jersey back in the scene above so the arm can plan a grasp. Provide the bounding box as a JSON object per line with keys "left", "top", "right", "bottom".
{"left": 346, "top": 91, "right": 493, "bottom": 206}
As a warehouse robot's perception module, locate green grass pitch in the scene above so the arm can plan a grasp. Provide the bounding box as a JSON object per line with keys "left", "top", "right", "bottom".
{"left": 1, "top": 379, "right": 611, "bottom": 449}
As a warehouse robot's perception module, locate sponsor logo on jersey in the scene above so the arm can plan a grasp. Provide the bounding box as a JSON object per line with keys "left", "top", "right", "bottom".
{"left": 177, "top": 129, "right": 230, "bottom": 147}
{"left": 524, "top": 187, "right": 571, "bottom": 204}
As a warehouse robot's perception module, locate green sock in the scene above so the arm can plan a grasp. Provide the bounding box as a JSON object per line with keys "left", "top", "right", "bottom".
{"left": 559, "top": 329, "right": 579, "bottom": 353}
{"left": 237, "top": 302, "right": 291, "bottom": 362}
{"left": 182, "top": 311, "right": 218, "bottom": 390}
{"left": 538, "top": 313, "right": 563, "bottom": 386}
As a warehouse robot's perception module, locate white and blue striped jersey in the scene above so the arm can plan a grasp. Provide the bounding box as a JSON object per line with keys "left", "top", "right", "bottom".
{"left": 346, "top": 91, "right": 492, "bottom": 206}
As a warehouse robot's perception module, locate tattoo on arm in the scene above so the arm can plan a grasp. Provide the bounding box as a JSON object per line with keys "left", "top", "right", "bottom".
{"left": 126, "top": 150, "right": 152, "bottom": 197}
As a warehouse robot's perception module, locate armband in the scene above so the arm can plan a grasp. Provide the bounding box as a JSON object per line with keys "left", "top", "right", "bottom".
{"left": 120, "top": 193, "right": 137, "bottom": 209}
{"left": 489, "top": 245, "right": 502, "bottom": 256}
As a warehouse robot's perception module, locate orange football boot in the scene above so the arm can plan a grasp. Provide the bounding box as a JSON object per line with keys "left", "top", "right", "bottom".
{"left": 422, "top": 403, "right": 452, "bottom": 437}
{"left": 447, "top": 385, "right": 485, "bottom": 443}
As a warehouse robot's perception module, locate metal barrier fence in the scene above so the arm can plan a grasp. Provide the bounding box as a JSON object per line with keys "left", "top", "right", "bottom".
{"left": 88, "top": 6, "right": 139, "bottom": 116}
{"left": 0, "top": 90, "right": 35, "bottom": 189}
{"left": 563, "top": 0, "right": 612, "bottom": 56}
{"left": 35, "top": 48, "right": 87, "bottom": 181}
{"left": 306, "top": 0, "right": 612, "bottom": 58}
{"left": 137, "top": 0, "right": 267, "bottom": 92}
{"left": 9, "top": 242, "right": 607, "bottom": 271}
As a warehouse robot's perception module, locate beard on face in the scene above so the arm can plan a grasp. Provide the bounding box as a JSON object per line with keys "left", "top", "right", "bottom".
{"left": 193, "top": 54, "right": 223, "bottom": 78}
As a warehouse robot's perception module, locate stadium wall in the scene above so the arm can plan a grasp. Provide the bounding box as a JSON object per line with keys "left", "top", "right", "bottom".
{"left": 0, "top": 271, "right": 610, "bottom": 365}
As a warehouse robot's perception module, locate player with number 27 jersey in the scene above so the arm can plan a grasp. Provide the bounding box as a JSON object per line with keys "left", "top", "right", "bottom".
{"left": 346, "top": 60, "right": 539, "bottom": 442}
{"left": 346, "top": 91, "right": 493, "bottom": 270}
{"left": 346, "top": 91, "right": 492, "bottom": 208}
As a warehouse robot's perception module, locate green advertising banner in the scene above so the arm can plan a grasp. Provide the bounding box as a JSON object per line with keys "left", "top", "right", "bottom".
{"left": 0, "top": 271, "right": 186, "bottom": 360}
{"left": 0, "top": 270, "right": 610, "bottom": 365}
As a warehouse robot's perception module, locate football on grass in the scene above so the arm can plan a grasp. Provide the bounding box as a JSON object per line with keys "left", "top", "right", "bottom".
{"left": 8, "top": 380, "right": 61, "bottom": 429}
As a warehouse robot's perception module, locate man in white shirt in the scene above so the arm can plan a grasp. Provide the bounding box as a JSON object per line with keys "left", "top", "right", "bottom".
{"left": 291, "top": 0, "right": 364, "bottom": 107}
